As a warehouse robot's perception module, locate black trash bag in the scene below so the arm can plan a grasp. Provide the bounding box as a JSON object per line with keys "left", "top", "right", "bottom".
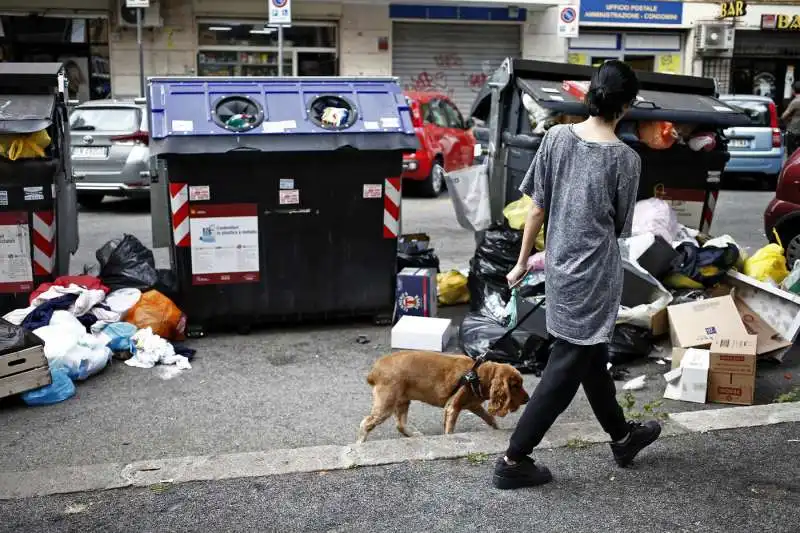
{"left": 397, "top": 249, "right": 440, "bottom": 272}
{"left": 467, "top": 224, "right": 523, "bottom": 314}
{"left": 608, "top": 324, "right": 653, "bottom": 366}
{"left": 459, "top": 312, "right": 543, "bottom": 373}
{"left": 0, "top": 319, "right": 28, "bottom": 356}
{"left": 155, "top": 268, "right": 180, "bottom": 299}
{"left": 474, "top": 224, "right": 523, "bottom": 268}
{"left": 467, "top": 271, "right": 510, "bottom": 316}
{"left": 96, "top": 234, "right": 160, "bottom": 291}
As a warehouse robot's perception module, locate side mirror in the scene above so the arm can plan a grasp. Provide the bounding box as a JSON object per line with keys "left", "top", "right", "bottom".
{"left": 465, "top": 118, "right": 475, "bottom": 129}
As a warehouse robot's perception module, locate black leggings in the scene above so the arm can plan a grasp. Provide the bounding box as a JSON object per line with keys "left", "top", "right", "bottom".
{"left": 506, "top": 338, "right": 629, "bottom": 461}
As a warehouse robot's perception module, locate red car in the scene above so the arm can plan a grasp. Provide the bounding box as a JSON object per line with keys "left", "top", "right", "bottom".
{"left": 764, "top": 148, "right": 800, "bottom": 264}
{"left": 402, "top": 91, "right": 477, "bottom": 197}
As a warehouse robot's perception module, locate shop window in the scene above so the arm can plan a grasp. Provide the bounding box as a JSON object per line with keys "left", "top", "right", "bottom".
{"left": 197, "top": 20, "right": 338, "bottom": 77}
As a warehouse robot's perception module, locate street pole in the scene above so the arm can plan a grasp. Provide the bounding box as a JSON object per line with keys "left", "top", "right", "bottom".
{"left": 137, "top": 8, "right": 145, "bottom": 97}
{"left": 278, "top": 25, "right": 284, "bottom": 76}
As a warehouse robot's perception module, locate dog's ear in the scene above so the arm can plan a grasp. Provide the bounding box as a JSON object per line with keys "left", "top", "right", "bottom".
{"left": 487, "top": 369, "right": 512, "bottom": 417}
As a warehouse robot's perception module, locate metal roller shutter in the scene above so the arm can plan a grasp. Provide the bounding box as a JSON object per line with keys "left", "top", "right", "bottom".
{"left": 392, "top": 22, "right": 521, "bottom": 116}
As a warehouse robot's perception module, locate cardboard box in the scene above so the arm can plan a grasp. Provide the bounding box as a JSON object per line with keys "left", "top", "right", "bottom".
{"left": 395, "top": 268, "right": 437, "bottom": 319}
{"left": 667, "top": 295, "right": 748, "bottom": 348}
{"left": 733, "top": 298, "right": 792, "bottom": 355}
{"left": 708, "top": 372, "right": 754, "bottom": 405}
{"left": 663, "top": 348, "right": 709, "bottom": 403}
{"left": 391, "top": 316, "right": 452, "bottom": 352}
{"left": 709, "top": 334, "right": 758, "bottom": 375}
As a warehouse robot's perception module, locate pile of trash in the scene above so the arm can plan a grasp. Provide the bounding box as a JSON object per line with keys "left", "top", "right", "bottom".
{"left": 1, "top": 234, "right": 194, "bottom": 406}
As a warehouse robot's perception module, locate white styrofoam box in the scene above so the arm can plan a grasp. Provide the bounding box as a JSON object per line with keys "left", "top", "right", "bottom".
{"left": 663, "top": 348, "right": 710, "bottom": 404}
{"left": 391, "top": 316, "right": 452, "bottom": 352}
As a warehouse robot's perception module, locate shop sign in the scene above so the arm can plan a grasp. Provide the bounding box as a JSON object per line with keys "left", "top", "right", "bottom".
{"left": 761, "top": 14, "right": 800, "bottom": 31}
{"left": 269, "top": 0, "right": 291, "bottom": 26}
{"left": 126, "top": 0, "right": 150, "bottom": 7}
{"left": 719, "top": 1, "right": 746, "bottom": 19}
{"left": 579, "top": 0, "right": 683, "bottom": 26}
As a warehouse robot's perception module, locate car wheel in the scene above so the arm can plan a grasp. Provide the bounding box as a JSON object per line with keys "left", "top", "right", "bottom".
{"left": 77, "top": 194, "right": 105, "bottom": 209}
{"left": 773, "top": 217, "right": 800, "bottom": 267}
{"left": 420, "top": 160, "right": 445, "bottom": 198}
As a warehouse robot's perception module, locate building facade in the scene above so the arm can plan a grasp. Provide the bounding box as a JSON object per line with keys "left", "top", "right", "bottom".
{"left": 1, "top": 1, "right": 798, "bottom": 112}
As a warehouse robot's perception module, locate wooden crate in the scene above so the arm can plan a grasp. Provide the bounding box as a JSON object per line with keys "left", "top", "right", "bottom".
{"left": 0, "top": 345, "right": 50, "bottom": 400}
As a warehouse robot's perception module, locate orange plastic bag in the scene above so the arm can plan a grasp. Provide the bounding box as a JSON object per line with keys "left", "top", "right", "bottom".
{"left": 126, "top": 290, "right": 187, "bottom": 341}
{"left": 638, "top": 121, "right": 677, "bottom": 150}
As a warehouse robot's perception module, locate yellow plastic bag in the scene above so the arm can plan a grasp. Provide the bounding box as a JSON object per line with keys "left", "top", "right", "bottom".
{"left": 502, "top": 195, "right": 545, "bottom": 251}
{"left": 0, "top": 130, "right": 52, "bottom": 161}
{"left": 743, "top": 231, "right": 789, "bottom": 284}
{"left": 437, "top": 270, "right": 469, "bottom": 306}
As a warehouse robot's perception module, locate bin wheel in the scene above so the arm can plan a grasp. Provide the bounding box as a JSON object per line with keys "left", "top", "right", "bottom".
{"left": 78, "top": 193, "right": 105, "bottom": 209}
{"left": 419, "top": 160, "right": 445, "bottom": 198}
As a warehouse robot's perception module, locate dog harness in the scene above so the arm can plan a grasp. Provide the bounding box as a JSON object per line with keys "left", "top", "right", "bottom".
{"left": 450, "top": 355, "right": 485, "bottom": 399}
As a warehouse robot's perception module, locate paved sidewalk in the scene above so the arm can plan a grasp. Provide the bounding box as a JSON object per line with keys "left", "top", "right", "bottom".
{"left": 1, "top": 423, "right": 798, "bottom": 533}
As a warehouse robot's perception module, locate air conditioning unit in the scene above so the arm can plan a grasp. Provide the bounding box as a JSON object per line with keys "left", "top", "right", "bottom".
{"left": 118, "top": 0, "right": 163, "bottom": 28}
{"left": 696, "top": 23, "right": 735, "bottom": 54}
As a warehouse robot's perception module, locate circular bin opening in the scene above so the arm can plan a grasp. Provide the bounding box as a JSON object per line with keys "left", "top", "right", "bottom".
{"left": 308, "top": 95, "right": 358, "bottom": 130}
{"left": 212, "top": 96, "right": 264, "bottom": 132}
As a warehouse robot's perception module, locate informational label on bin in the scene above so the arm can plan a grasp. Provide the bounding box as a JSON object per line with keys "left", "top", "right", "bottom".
{"left": 0, "top": 212, "right": 34, "bottom": 293}
{"left": 189, "top": 185, "right": 211, "bottom": 202}
{"left": 0, "top": 190, "right": 7, "bottom": 206}
{"left": 279, "top": 178, "right": 295, "bottom": 190}
{"left": 189, "top": 204, "right": 260, "bottom": 285}
{"left": 172, "top": 120, "right": 194, "bottom": 132}
{"left": 279, "top": 189, "right": 300, "bottom": 205}
{"left": 363, "top": 184, "right": 382, "bottom": 199}
{"left": 23, "top": 186, "right": 44, "bottom": 201}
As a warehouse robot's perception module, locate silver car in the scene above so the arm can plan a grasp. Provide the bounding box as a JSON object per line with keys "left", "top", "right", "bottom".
{"left": 69, "top": 101, "right": 151, "bottom": 208}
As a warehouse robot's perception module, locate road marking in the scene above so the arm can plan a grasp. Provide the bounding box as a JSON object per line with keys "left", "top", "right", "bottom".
{"left": 1, "top": 402, "right": 798, "bottom": 500}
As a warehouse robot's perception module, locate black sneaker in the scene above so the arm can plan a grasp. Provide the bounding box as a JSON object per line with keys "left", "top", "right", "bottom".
{"left": 610, "top": 420, "right": 662, "bottom": 467}
{"left": 493, "top": 456, "right": 553, "bottom": 489}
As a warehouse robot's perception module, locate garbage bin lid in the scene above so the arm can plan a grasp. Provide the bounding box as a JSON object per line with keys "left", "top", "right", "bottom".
{"left": 0, "top": 94, "right": 56, "bottom": 134}
{"left": 0, "top": 63, "right": 63, "bottom": 93}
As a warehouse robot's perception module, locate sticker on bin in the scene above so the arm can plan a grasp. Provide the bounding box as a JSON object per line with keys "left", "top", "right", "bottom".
{"left": 189, "top": 203, "right": 260, "bottom": 285}
{"left": 380, "top": 117, "right": 401, "bottom": 129}
{"left": 263, "top": 120, "right": 297, "bottom": 133}
{"left": 189, "top": 185, "right": 211, "bottom": 202}
{"left": 364, "top": 121, "right": 380, "bottom": 130}
{"left": 0, "top": 212, "right": 33, "bottom": 293}
{"left": 279, "top": 189, "right": 300, "bottom": 205}
{"left": 24, "top": 187, "right": 44, "bottom": 201}
{"left": 172, "top": 120, "right": 194, "bottom": 132}
{"left": 0, "top": 190, "right": 7, "bottom": 206}
{"left": 279, "top": 178, "right": 295, "bottom": 190}
{"left": 363, "top": 184, "right": 382, "bottom": 199}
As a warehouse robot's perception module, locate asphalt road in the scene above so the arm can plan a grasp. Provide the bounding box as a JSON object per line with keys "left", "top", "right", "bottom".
{"left": 0, "top": 188, "right": 796, "bottom": 474}
{"left": 1, "top": 423, "right": 797, "bottom": 532}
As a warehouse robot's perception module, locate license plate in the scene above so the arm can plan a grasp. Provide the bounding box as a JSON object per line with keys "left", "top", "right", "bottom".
{"left": 72, "top": 146, "right": 107, "bottom": 159}
{"left": 729, "top": 139, "right": 750, "bottom": 148}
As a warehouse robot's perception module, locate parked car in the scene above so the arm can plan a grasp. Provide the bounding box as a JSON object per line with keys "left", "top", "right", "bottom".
{"left": 719, "top": 94, "right": 784, "bottom": 189}
{"left": 764, "top": 148, "right": 800, "bottom": 265}
{"left": 69, "top": 100, "right": 151, "bottom": 208}
{"left": 402, "top": 92, "right": 476, "bottom": 197}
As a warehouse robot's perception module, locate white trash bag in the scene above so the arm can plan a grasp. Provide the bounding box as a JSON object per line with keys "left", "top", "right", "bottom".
{"left": 445, "top": 163, "right": 491, "bottom": 232}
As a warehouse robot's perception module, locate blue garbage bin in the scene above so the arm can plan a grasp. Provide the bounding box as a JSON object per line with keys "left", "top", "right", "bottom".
{"left": 146, "top": 76, "right": 418, "bottom": 333}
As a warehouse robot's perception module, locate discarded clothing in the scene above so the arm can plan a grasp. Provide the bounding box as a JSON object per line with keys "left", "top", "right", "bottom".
{"left": 126, "top": 327, "right": 191, "bottom": 370}
{"left": 172, "top": 343, "right": 197, "bottom": 362}
{"left": 29, "top": 275, "right": 109, "bottom": 304}
{"left": 664, "top": 242, "right": 739, "bottom": 289}
{"left": 21, "top": 293, "right": 79, "bottom": 331}
{"left": 5, "top": 283, "right": 110, "bottom": 327}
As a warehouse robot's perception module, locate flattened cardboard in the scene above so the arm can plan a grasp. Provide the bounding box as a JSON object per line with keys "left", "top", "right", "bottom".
{"left": 709, "top": 334, "right": 757, "bottom": 376}
{"left": 667, "top": 295, "right": 748, "bottom": 348}
{"left": 708, "top": 371, "right": 754, "bottom": 406}
{"left": 733, "top": 298, "right": 792, "bottom": 355}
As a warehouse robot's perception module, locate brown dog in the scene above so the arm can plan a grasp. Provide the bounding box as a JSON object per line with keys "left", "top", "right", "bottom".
{"left": 357, "top": 350, "right": 529, "bottom": 443}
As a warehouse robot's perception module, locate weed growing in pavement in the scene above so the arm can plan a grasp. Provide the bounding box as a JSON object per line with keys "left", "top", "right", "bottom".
{"left": 566, "top": 438, "right": 591, "bottom": 449}
{"left": 466, "top": 452, "right": 490, "bottom": 465}
{"left": 619, "top": 391, "right": 669, "bottom": 421}
{"left": 774, "top": 387, "right": 800, "bottom": 403}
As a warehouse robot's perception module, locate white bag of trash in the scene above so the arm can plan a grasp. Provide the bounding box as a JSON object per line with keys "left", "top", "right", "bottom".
{"left": 126, "top": 327, "right": 191, "bottom": 370}
{"left": 632, "top": 198, "right": 679, "bottom": 243}
{"left": 33, "top": 311, "right": 112, "bottom": 381}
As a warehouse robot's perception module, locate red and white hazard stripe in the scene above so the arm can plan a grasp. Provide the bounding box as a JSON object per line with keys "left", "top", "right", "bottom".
{"left": 32, "top": 211, "right": 55, "bottom": 276}
{"left": 383, "top": 177, "right": 401, "bottom": 239}
{"left": 701, "top": 189, "right": 719, "bottom": 235}
{"left": 170, "top": 183, "right": 191, "bottom": 247}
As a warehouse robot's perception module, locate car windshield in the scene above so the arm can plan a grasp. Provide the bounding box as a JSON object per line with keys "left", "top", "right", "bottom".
{"left": 724, "top": 100, "right": 770, "bottom": 126}
{"left": 70, "top": 107, "right": 141, "bottom": 132}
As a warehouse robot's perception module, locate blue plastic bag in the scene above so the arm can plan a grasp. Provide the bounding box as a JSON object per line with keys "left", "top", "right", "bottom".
{"left": 21, "top": 365, "right": 76, "bottom": 406}
{"left": 103, "top": 322, "right": 137, "bottom": 352}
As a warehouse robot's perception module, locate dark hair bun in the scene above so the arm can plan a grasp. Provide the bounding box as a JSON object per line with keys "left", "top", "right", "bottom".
{"left": 585, "top": 60, "right": 640, "bottom": 121}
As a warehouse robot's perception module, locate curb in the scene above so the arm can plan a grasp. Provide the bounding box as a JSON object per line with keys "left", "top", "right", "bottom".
{"left": 1, "top": 402, "right": 798, "bottom": 500}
